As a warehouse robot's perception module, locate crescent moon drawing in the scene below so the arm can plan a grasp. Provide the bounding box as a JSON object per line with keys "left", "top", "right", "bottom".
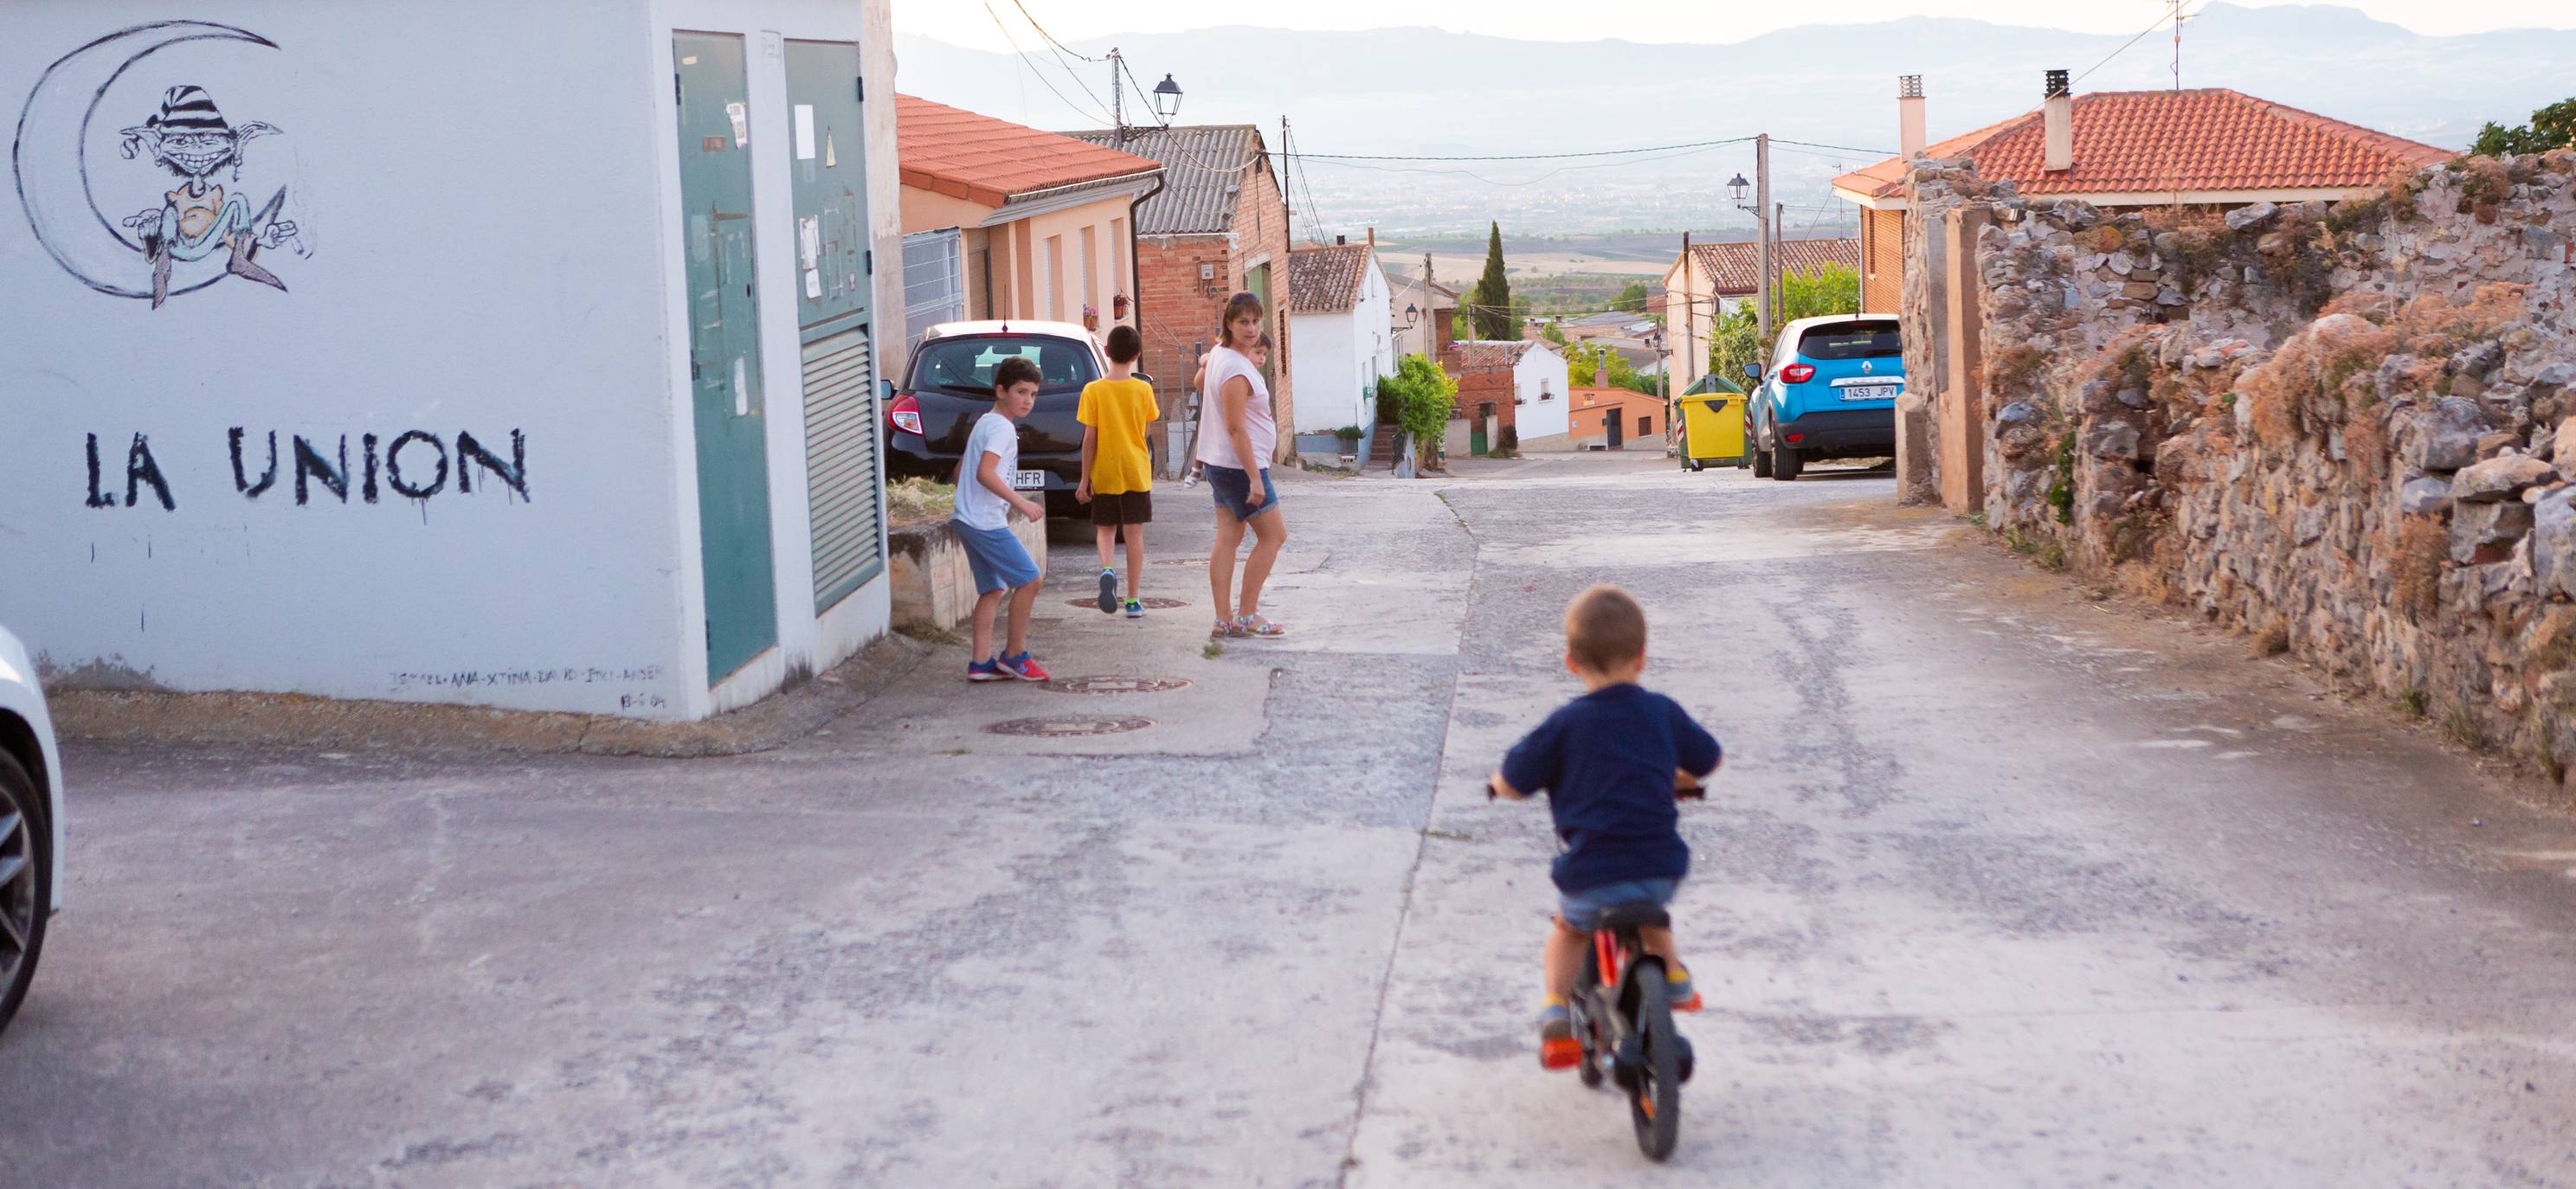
{"left": 10, "top": 21, "right": 281, "bottom": 301}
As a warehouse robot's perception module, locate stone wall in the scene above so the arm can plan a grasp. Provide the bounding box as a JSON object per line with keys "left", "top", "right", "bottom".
{"left": 1910, "top": 151, "right": 2576, "bottom": 778}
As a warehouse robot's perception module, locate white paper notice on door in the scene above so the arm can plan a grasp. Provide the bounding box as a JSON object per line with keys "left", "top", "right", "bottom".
{"left": 804, "top": 268, "right": 822, "bottom": 299}
{"left": 794, "top": 105, "right": 817, "bottom": 160}
{"left": 732, "top": 357, "right": 749, "bottom": 415}
{"left": 798, "top": 216, "right": 820, "bottom": 268}
{"left": 725, "top": 101, "right": 749, "bottom": 147}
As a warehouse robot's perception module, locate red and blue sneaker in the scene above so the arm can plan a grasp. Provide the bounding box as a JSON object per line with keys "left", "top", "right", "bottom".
{"left": 966, "top": 657, "right": 1007, "bottom": 683}
{"left": 998, "top": 652, "right": 1050, "bottom": 682}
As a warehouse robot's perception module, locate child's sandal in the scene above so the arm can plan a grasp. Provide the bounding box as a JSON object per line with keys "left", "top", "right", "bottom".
{"left": 1210, "top": 620, "right": 1239, "bottom": 639}
{"left": 1234, "top": 614, "right": 1286, "bottom": 638}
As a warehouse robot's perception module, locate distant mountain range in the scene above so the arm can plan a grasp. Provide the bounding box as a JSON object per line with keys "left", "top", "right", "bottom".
{"left": 895, "top": 4, "right": 2576, "bottom": 237}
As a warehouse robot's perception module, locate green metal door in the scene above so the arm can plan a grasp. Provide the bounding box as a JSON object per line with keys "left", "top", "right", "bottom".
{"left": 675, "top": 33, "right": 778, "bottom": 680}
{"left": 784, "top": 40, "right": 882, "bottom": 612}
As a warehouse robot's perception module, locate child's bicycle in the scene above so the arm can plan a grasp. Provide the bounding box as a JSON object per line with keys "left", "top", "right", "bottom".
{"left": 1491, "top": 777, "right": 1705, "bottom": 1161}
{"left": 1568, "top": 897, "right": 1697, "bottom": 1160}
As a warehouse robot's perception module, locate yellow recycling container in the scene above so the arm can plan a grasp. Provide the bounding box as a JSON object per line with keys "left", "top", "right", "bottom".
{"left": 1676, "top": 391, "right": 1748, "bottom": 471}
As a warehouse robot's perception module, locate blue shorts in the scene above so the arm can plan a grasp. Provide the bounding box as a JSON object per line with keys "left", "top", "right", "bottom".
{"left": 955, "top": 522, "right": 1040, "bottom": 594}
{"left": 1205, "top": 464, "right": 1278, "bottom": 522}
{"left": 1556, "top": 877, "right": 1679, "bottom": 932}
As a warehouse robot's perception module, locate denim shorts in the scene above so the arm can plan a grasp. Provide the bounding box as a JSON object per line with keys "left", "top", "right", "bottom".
{"left": 1556, "top": 877, "right": 1679, "bottom": 932}
{"left": 955, "top": 522, "right": 1040, "bottom": 594}
{"left": 1204, "top": 464, "right": 1278, "bottom": 522}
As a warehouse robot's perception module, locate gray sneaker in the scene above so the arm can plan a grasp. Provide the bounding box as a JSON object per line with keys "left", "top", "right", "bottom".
{"left": 1096, "top": 568, "right": 1118, "bottom": 614}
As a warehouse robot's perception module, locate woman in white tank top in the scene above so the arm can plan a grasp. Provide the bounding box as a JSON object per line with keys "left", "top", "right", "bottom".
{"left": 1195, "top": 292, "right": 1289, "bottom": 638}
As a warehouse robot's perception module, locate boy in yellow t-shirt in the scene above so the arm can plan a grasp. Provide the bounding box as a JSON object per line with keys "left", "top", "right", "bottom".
{"left": 1076, "top": 325, "right": 1162, "bottom": 617}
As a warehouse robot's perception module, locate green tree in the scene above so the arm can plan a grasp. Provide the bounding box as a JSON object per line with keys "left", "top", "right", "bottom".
{"left": 1380, "top": 353, "right": 1459, "bottom": 458}
{"left": 2470, "top": 97, "right": 2576, "bottom": 157}
{"left": 1613, "top": 280, "right": 1651, "bottom": 312}
{"left": 1466, "top": 222, "right": 1514, "bottom": 341}
{"left": 1708, "top": 263, "right": 1863, "bottom": 383}
{"left": 1540, "top": 321, "right": 1568, "bottom": 347}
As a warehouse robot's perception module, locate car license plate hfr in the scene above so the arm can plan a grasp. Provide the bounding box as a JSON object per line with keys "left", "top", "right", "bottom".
{"left": 1011, "top": 469, "right": 1046, "bottom": 490}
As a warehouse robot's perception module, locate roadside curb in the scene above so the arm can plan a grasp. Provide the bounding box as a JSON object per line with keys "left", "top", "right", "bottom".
{"left": 51, "top": 634, "right": 934, "bottom": 758}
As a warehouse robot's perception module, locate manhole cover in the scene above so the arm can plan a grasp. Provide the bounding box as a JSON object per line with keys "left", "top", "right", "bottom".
{"left": 985, "top": 717, "right": 1153, "bottom": 736}
{"left": 1062, "top": 596, "right": 1188, "bottom": 609}
{"left": 1043, "top": 675, "right": 1193, "bottom": 695}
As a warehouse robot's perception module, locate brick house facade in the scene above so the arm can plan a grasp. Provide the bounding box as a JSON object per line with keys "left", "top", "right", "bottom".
{"left": 1067, "top": 125, "right": 1295, "bottom": 464}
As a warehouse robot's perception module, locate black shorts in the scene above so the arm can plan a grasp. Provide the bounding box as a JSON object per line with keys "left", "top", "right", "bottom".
{"left": 1088, "top": 490, "right": 1153, "bottom": 526}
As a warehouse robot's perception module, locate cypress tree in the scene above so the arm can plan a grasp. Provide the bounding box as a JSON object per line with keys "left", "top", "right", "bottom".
{"left": 1470, "top": 222, "right": 1513, "bottom": 341}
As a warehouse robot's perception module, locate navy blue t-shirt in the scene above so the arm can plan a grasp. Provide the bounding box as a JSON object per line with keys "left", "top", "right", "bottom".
{"left": 1500, "top": 683, "right": 1722, "bottom": 892}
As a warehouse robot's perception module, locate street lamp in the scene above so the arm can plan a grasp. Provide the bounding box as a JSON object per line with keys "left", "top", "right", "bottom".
{"left": 1727, "top": 173, "right": 1750, "bottom": 206}
{"left": 1152, "top": 74, "right": 1183, "bottom": 123}
{"left": 1404, "top": 303, "right": 1420, "bottom": 326}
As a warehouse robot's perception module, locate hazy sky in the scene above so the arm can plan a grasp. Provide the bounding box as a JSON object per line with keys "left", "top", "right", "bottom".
{"left": 904, "top": 0, "right": 2576, "bottom": 51}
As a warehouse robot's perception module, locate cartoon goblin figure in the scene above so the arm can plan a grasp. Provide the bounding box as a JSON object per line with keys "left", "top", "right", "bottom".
{"left": 117, "top": 86, "right": 298, "bottom": 307}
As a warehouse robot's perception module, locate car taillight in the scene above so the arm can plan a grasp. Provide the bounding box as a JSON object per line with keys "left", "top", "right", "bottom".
{"left": 889, "top": 394, "right": 924, "bottom": 436}
{"left": 1780, "top": 363, "right": 1815, "bottom": 384}
{"left": 1786, "top": 432, "right": 1806, "bottom": 444}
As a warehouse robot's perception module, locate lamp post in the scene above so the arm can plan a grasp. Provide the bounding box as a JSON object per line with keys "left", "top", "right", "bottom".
{"left": 1404, "top": 303, "right": 1421, "bottom": 357}
{"left": 1152, "top": 74, "right": 1183, "bottom": 122}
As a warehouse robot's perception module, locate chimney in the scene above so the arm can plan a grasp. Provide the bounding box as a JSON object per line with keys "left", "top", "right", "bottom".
{"left": 1898, "top": 75, "right": 1926, "bottom": 158}
{"left": 1366, "top": 227, "right": 1375, "bottom": 251}
{"left": 2043, "top": 68, "right": 2073, "bottom": 172}
{"left": 1335, "top": 234, "right": 1346, "bottom": 246}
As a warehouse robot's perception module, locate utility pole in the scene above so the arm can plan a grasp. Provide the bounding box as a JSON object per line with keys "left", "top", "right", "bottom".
{"left": 1282, "top": 116, "right": 1294, "bottom": 248}
{"left": 1755, "top": 132, "right": 1773, "bottom": 353}
{"left": 1109, "top": 48, "right": 1124, "bottom": 149}
{"left": 1423, "top": 251, "right": 1436, "bottom": 358}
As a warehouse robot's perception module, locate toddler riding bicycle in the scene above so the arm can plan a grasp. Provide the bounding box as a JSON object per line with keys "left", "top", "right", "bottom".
{"left": 1487, "top": 584, "right": 1720, "bottom": 1069}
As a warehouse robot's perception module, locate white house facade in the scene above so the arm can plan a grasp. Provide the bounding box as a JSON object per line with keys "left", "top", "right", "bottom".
{"left": 0, "top": 0, "right": 905, "bottom": 720}
{"left": 1285, "top": 240, "right": 1397, "bottom": 434}
{"left": 1513, "top": 343, "right": 1573, "bottom": 445}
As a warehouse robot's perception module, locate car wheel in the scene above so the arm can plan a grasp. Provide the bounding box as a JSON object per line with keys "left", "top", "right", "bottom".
{"left": 1771, "top": 441, "right": 1803, "bottom": 481}
{"left": 0, "top": 750, "right": 50, "bottom": 1036}
{"left": 1751, "top": 442, "right": 1772, "bottom": 478}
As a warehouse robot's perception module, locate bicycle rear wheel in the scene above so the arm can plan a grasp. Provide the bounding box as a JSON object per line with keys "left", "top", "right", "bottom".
{"left": 1627, "top": 959, "right": 1681, "bottom": 1161}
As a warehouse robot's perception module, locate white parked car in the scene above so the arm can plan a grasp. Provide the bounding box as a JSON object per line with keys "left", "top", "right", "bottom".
{"left": 0, "top": 626, "right": 64, "bottom": 1035}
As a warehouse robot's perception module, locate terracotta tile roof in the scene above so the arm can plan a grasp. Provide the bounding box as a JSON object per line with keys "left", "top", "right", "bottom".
{"left": 1453, "top": 340, "right": 1542, "bottom": 370}
{"left": 1063, "top": 125, "right": 1272, "bottom": 235}
{"left": 1832, "top": 88, "right": 2450, "bottom": 202}
{"left": 898, "top": 95, "right": 1160, "bottom": 209}
{"left": 1286, "top": 243, "right": 1378, "bottom": 313}
{"left": 1685, "top": 238, "right": 1861, "bottom": 295}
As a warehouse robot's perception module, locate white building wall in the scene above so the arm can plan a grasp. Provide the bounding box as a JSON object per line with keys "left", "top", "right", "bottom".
{"left": 1287, "top": 252, "right": 1400, "bottom": 434}
{"left": 1285, "top": 309, "right": 1360, "bottom": 434}
{"left": 0, "top": 0, "right": 898, "bottom": 720}
{"left": 1514, "top": 344, "right": 1572, "bottom": 441}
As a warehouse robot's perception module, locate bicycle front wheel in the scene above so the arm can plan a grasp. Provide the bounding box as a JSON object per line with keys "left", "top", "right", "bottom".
{"left": 1627, "top": 960, "right": 1681, "bottom": 1161}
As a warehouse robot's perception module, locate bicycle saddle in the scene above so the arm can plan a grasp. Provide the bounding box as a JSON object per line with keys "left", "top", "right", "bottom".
{"left": 1593, "top": 902, "right": 1671, "bottom": 933}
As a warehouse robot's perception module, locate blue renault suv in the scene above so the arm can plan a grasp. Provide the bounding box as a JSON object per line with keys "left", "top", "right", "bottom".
{"left": 1746, "top": 314, "right": 1903, "bottom": 480}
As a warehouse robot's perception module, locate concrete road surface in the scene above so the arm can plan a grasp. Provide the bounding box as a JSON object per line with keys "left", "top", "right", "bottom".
{"left": 5, "top": 453, "right": 2574, "bottom": 1187}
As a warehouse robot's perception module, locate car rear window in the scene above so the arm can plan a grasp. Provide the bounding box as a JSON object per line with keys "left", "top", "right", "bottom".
{"left": 911, "top": 336, "right": 1098, "bottom": 393}
{"left": 1797, "top": 323, "right": 1902, "bottom": 360}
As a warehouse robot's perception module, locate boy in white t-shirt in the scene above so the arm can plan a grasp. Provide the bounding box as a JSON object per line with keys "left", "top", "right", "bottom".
{"left": 953, "top": 356, "right": 1050, "bottom": 682}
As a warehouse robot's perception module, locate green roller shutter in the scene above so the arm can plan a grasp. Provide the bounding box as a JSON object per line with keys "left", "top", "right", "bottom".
{"left": 802, "top": 328, "right": 880, "bottom": 608}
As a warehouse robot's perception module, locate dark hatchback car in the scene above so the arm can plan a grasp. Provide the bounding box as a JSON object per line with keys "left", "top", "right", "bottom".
{"left": 884, "top": 321, "right": 1125, "bottom": 517}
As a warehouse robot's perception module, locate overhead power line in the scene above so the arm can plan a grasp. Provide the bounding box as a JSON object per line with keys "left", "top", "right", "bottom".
{"left": 1009, "top": 0, "right": 1102, "bottom": 61}
{"left": 1272, "top": 136, "right": 1890, "bottom": 164}
{"left": 982, "top": 1, "right": 1113, "bottom": 124}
